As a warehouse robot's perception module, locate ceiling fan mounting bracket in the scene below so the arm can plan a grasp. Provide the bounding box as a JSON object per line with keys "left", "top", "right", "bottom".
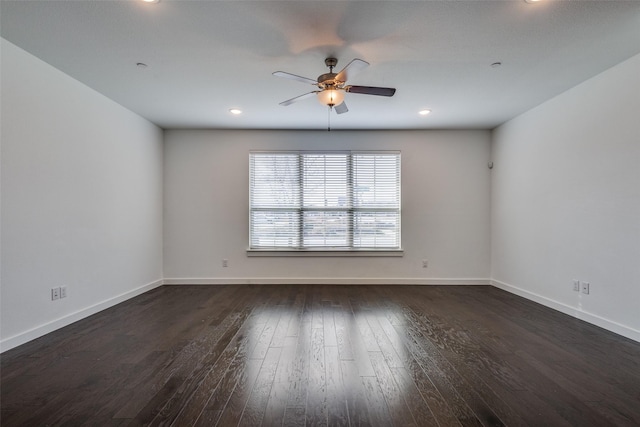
{"left": 324, "top": 57, "right": 338, "bottom": 69}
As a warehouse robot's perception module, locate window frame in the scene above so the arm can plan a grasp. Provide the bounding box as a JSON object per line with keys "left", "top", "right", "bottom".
{"left": 248, "top": 150, "right": 402, "bottom": 256}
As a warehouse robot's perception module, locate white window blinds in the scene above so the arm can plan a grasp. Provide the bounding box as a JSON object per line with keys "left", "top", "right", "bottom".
{"left": 250, "top": 151, "right": 401, "bottom": 250}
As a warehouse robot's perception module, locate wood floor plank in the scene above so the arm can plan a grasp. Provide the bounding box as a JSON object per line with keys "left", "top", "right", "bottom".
{"left": 340, "top": 359, "right": 373, "bottom": 427}
{"left": 368, "top": 351, "right": 418, "bottom": 426}
{"left": 193, "top": 308, "right": 270, "bottom": 426}
{"left": 282, "top": 407, "right": 306, "bottom": 427}
{"left": 269, "top": 289, "right": 301, "bottom": 349}
{"left": 363, "top": 310, "right": 406, "bottom": 369}
{"left": 239, "top": 346, "right": 282, "bottom": 426}
{"left": 343, "top": 289, "right": 377, "bottom": 378}
{"left": 334, "top": 307, "right": 355, "bottom": 361}
{"left": 325, "top": 345, "right": 350, "bottom": 426}
{"left": 402, "top": 355, "right": 464, "bottom": 427}
{"left": 360, "top": 375, "right": 394, "bottom": 427}
{"left": 284, "top": 288, "right": 313, "bottom": 412}
{"left": 305, "top": 327, "right": 328, "bottom": 427}
{"left": 348, "top": 291, "right": 382, "bottom": 354}
{"left": 389, "top": 366, "right": 440, "bottom": 427}
{"left": 212, "top": 357, "right": 263, "bottom": 427}
{"left": 323, "top": 301, "right": 340, "bottom": 348}
{"left": 262, "top": 336, "right": 298, "bottom": 427}
{"left": 285, "top": 286, "right": 307, "bottom": 339}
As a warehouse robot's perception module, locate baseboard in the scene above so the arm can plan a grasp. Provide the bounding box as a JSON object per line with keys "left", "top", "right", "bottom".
{"left": 0, "top": 279, "right": 164, "bottom": 353}
{"left": 162, "top": 277, "right": 491, "bottom": 286}
{"left": 491, "top": 279, "right": 640, "bottom": 343}
{"left": 5, "top": 277, "right": 635, "bottom": 351}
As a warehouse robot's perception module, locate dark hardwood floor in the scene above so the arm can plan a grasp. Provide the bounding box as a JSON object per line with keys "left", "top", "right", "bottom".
{"left": 2, "top": 285, "right": 639, "bottom": 426}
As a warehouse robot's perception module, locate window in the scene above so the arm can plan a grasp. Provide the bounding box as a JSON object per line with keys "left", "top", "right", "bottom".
{"left": 249, "top": 151, "right": 401, "bottom": 251}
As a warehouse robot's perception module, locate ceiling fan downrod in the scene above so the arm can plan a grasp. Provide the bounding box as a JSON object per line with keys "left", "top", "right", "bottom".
{"left": 325, "top": 57, "right": 338, "bottom": 72}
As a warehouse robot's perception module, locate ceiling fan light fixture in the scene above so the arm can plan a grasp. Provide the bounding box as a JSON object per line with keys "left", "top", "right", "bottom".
{"left": 274, "top": 57, "right": 394, "bottom": 113}
{"left": 317, "top": 88, "right": 344, "bottom": 107}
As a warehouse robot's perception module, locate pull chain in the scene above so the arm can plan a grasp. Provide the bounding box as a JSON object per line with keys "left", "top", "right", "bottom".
{"left": 328, "top": 105, "right": 331, "bottom": 132}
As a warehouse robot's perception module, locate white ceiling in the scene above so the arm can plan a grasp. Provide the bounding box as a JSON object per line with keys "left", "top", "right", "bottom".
{"left": 2, "top": 0, "right": 639, "bottom": 130}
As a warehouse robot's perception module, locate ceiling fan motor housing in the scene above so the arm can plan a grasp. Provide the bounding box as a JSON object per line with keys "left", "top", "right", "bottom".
{"left": 318, "top": 72, "right": 338, "bottom": 86}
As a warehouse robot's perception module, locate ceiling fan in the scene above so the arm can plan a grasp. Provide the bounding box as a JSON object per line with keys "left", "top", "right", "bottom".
{"left": 273, "top": 57, "right": 396, "bottom": 114}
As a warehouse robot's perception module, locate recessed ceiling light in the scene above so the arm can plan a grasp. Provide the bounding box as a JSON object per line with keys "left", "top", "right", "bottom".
{"left": 419, "top": 109, "right": 431, "bottom": 116}
{"left": 229, "top": 108, "right": 243, "bottom": 115}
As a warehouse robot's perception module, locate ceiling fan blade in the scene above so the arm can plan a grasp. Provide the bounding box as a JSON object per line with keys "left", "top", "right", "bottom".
{"left": 273, "top": 71, "right": 317, "bottom": 85}
{"left": 335, "top": 58, "right": 369, "bottom": 84}
{"left": 279, "top": 91, "right": 317, "bottom": 106}
{"left": 346, "top": 85, "right": 396, "bottom": 97}
{"left": 334, "top": 101, "right": 349, "bottom": 114}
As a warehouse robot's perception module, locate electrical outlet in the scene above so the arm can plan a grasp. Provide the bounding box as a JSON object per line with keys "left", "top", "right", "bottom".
{"left": 222, "top": 259, "right": 228, "bottom": 268}
{"left": 581, "top": 281, "right": 590, "bottom": 295}
{"left": 60, "top": 286, "right": 67, "bottom": 298}
{"left": 422, "top": 259, "right": 428, "bottom": 268}
{"left": 51, "top": 287, "right": 60, "bottom": 300}
{"left": 573, "top": 280, "right": 580, "bottom": 292}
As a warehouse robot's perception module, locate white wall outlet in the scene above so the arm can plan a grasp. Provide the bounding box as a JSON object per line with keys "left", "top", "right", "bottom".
{"left": 60, "top": 286, "right": 67, "bottom": 298}
{"left": 51, "top": 287, "right": 60, "bottom": 300}
{"left": 222, "top": 258, "right": 228, "bottom": 268}
{"left": 422, "top": 259, "right": 428, "bottom": 268}
{"left": 581, "top": 281, "right": 590, "bottom": 295}
{"left": 573, "top": 280, "right": 580, "bottom": 292}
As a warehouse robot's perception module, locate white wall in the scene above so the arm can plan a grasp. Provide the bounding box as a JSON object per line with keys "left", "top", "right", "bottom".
{"left": 0, "top": 39, "right": 164, "bottom": 351}
{"left": 491, "top": 53, "right": 640, "bottom": 341}
{"left": 164, "top": 129, "right": 491, "bottom": 284}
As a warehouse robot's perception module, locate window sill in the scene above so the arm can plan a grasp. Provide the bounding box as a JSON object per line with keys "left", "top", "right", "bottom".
{"left": 246, "top": 249, "right": 404, "bottom": 257}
